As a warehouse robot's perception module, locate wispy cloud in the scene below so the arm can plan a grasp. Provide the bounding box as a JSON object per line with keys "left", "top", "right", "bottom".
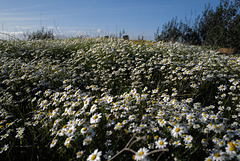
{"left": 1, "top": 17, "right": 44, "bottom": 22}
{"left": 1, "top": 4, "right": 45, "bottom": 12}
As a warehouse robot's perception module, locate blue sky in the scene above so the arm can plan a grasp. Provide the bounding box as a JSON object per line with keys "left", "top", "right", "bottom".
{"left": 0, "top": 0, "right": 225, "bottom": 40}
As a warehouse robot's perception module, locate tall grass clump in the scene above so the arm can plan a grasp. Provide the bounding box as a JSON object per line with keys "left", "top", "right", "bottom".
{"left": 0, "top": 38, "right": 240, "bottom": 161}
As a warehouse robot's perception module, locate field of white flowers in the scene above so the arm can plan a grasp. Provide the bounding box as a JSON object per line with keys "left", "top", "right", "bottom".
{"left": 0, "top": 38, "right": 239, "bottom": 161}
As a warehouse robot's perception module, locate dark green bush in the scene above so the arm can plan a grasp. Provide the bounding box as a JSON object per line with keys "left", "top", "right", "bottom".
{"left": 28, "top": 27, "right": 54, "bottom": 40}
{"left": 155, "top": 0, "right": 240, "bottom": 50}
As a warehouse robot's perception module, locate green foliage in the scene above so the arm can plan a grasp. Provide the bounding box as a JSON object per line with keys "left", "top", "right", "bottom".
{"left": 155, "top": 0, "right": 240, "bottom": 50}
{"left": 155, "top": 17, "right": 182, "bottom": 42}
{"left": 200, "top": 0, "right": 240, "bottom": 49}
{"left": 28, "top": 27, "right": 54, "bottom": 40}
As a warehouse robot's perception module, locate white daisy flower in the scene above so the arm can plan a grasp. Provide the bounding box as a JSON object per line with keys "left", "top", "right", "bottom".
{"left": 218, "top": 85, "right": 227, "bottom": 91}
{"left": 211, "top": 152, "right": 225, "bottom": 161}
{"left": 172, "top": 140, "right": 181, "bottom": 147}
{"left": 184, "top": 135, "right": 193, "bottom": 144}
{"left": 0, "top": 144, "right": 9, "bottom": 154}
{"left": 90, "top": 113, "right": 102, "bottom": 124}
{"left": 50, "top": 139, "right": 58, "bottom": 148}
{"left": 103, "top": 150, "right": 113, "bottom": 160}
{"left": 134, "top": 147, "right": 149, "bottom": 161}
{"left": 83, "top": 136, "right": 93, "bottom": 146}
{"left": 87, "top": 149, "right": 102, "bottom": 161}
{"left": 76, "top": 150, "right": 84, "bottom": 158}
{"left": 90, "top": 104, "right": 98, "bottom": 113}
{"left": 171, "top": 124, "right": 186, "bottom": 138}
{"left": 225, "top": 142, "right": 237, "bottom": 156}
{"left": 155, "top": 137, "right": 168, "bottom": 149}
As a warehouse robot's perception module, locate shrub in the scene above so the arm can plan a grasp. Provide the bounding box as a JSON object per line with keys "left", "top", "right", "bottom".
{"left": 155, "top": 0, "right": 240, "bottom": 50}
{"left": 28, "top": 27, "right": 54, "bottom": 40}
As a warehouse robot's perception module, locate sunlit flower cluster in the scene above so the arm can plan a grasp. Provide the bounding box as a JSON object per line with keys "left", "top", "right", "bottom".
{"left": 0, "top": 38, "right": 239, "bottom": 160}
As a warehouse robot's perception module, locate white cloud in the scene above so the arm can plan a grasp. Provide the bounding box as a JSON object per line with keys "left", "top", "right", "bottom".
{"left": 0, "top": 31, "right": 26, "bottom": 39}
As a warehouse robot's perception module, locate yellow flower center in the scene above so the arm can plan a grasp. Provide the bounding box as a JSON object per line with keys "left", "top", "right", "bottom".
{"left": 175, "top": 128, "right": 180, "bottom": 132}
{"left": 214, "top": 153, "right": 220, "bottom": 157}
{"left": 93, "top": 115, "right": 98, "bottom": 119}
{"left": 91, "top": 154, "right": 96, "bottom": 160}
{"left": 159, "top": 141, "right": 164, "bottom": 145}
{"left": 132, "top": 155, "right": 136, "bottom": 160}
{"left": 139, "top": 151, "right": 144, "bottom": 156}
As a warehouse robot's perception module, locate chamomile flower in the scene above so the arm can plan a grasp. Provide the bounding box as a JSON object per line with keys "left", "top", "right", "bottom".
{"left": 90, "top": 113, "right": 102, "bottom": 124}
{"left": 232, "top": 81, "right": 239, "bottom": 86}
{"left": 185, "top": 143, "right": 193, "bottom": 149}
{"left": 106, "top": 130, "right": 112, "bottom": 136}
{"left": 81, "top": 127, "right": 88, "bottom": 135}
{"left": 172, "top": 140, "right": 181, "bottom": 147}
{"left": 0, "top": 144, "right": 9, "bottom": 153}
{"left": 114, "top": 122, "right": 123, "bottom": 130}
{"left": 76, "top": 150, "right": 84, "bottom": 158}
{"left": 201, "top": 139, "right": 209, "bottom": 147}
{"left": 218, "top": 85, "right": 227, "bottom": 91}
{"left": 87, "top": 149, "right": 102, "bottom": 161}
{"left": 158, "top": 119, "right": 167, "bottom": 127}
{"left": 204, "top": 156, "right": 212, "bottom": 161}
{"left": 0, "top": 133, "right": 9, "bottom": 140}
{"left": 90, "top": 104, "right": 98, "bottom": 113}
{"left": 83, "top": 136, "right": 93, "bottom": 146}
{"left": 148, "top": 143, "right": 154, "bottom": 149}
{"left": 103, "top": 150, "right": 113, "bottom": 160}
{"left": 15, "top": 127, "right": 25, "bottom": 139}
{"left": 129, "top": 114, "right": 137, "bottom": 121}
{"left": 50, "top": 139, "right": 58, "bottom": 148}
{"left": 64, "top": 136, "right": 73, "bottom": 148}
{"left": 171, "top": 124, "right": 186, "bottom": 138}
{"left": 155, "top": 137, "right": 168, "bottom": 149}
{"left": 225, "top": 141, "right": 237, "bottom": 156}
{"left": 211, "top": 152, "right": 225, "bottom": 161}
{"left": 134, "top": 147, "right": 149, "bottom": 161}
{"left": 186, "top": 113, "right": 195, "bottom": 122}
{"left": 104, "top": 139, "right": 112, "bottom": 147}
{"left": 190, "top": 83, "right": 198, "bottom": 88}
{"left": 184, "top": 135, "right": 193, "bottom": 144}
{"left": 186, "top": 98, "right": 193, "bottom": 103}
{"left": 229, "top": 86, "right": 236, "bottom": 91}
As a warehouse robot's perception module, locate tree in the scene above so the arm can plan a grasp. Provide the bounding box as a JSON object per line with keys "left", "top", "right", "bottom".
{"left": 156, "top": 17, "right": 182, "bottom": 42}
{"left": 155, "top": 0, "right": 240, "bottom": 50}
